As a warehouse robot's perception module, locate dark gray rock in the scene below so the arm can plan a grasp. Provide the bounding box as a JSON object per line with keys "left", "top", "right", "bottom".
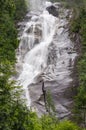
{"left": 46, "top": 5, "right": 58, "bottom": 17}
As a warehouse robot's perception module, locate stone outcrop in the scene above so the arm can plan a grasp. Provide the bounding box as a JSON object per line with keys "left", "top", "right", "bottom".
{"left": 46, "top": 5, "right": 58, "bottom": 17}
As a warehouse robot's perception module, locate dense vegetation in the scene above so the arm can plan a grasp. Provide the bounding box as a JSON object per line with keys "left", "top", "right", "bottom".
{"left": 70, "top": 2, "right": 86, "bottom": 127}
{"left": 0, "top": 0, "right": 86, "bottom": 130}
{"left": 0, "top": 0, "right": 29, "bottom": 129}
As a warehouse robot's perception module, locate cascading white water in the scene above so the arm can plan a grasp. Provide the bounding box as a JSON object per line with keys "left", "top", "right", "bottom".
{"left": 16, "top": 0, "right": 77, "bottom": 109}
{"left": 29, "top": 0, "right": 45, "bottom": 11}
{"left": 16, "top": 0, "right": 57, "bottom": 106}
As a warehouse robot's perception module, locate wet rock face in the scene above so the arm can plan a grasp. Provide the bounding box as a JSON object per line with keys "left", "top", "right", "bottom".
{"left": 26, "top": 24, "right": 42, "bottom": 45}
{"left": 28, "top": 11, "right": 77, "bottom": 118}
{"left": 16, "top": 1, "right": 77, "bottom": 120}
{"left": 46, "top": 5, "right": 58, "bottom": 17}
{"left": 26, "top": 24, "right": 42, "bottom": 36}
{"left": 47, "top": 43, "right": 57, "bottom": 66}
{"left": 29, "top": 80, "right": 74, "bottom": 119}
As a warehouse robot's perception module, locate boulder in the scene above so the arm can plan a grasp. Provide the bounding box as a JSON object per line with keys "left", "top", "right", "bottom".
{"left": 46, "top": 5, "right": 58, "bottom": 17}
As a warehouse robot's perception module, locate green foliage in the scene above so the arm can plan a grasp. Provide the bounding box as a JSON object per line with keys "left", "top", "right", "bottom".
{"left": 0, "top": 0, "right": 15, "bottom": 17}
{"left": 0, "top": 0, "right": 29, "bottom": 130}
{"left": 14, "top": 0, "right": 27, "bottom": 21}
{"left": 41, "top": 114, "right": 57, "bottom": 130}
{"left": 46, "top": 90, "right": 56, "bottom": 115}
{"left": 69, "top": 2, "right": 86, "bottom": 127}
{"left": 0, "top": 0, "right": 27, "bottom": 63}
{"left": 0, "top": 62, "right": 28, "bottom": 130}
{"left": 56, "top": 120, "right": 81, "bottom": 130}
{"left": 0, "top": 13, "right": 18, "bottom": 62}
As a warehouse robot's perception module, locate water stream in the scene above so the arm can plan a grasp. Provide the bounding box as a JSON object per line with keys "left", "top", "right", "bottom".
{"left": 16, "top": 0, "right": 77, "bottom": 117}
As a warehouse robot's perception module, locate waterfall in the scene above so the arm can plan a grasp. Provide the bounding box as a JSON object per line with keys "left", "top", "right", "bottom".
{"left": 16, "top": 0, "right": 77, "bottom": 109}
{"left": 29, "top": 0, "right": 45, "bottom": 11}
